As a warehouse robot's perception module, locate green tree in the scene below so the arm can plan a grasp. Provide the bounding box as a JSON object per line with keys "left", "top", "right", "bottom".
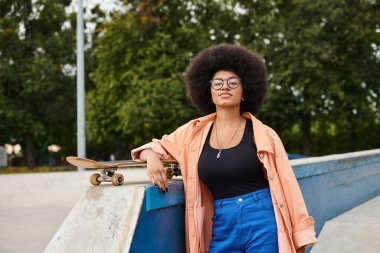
{"left": 88, "top": 0, "right": 380, "bottom": 158}
{"left": 238, "top": 0, "right": 380, "bottom": 155}
{"left": 0, "top": 0, "right": 76, "bottom": 167}
{"left": 87, "top": 0, "right": 239, "bottom": 158}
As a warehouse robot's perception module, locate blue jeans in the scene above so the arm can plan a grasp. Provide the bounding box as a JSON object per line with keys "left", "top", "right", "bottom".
{"left": 209, "top": 187, "right": 279, "bottom": 253}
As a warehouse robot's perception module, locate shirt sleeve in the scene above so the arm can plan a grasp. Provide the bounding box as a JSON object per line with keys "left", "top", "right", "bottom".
{"left": 131, "top": 120, "right": 194, "bottom": 161}
{"left": 274, "top": 136, "right": 319, "bottom": 250}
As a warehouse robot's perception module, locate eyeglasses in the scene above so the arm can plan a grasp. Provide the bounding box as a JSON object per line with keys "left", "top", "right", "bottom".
{"left": 210, "top": 77, "right": 241, "bottom": 90}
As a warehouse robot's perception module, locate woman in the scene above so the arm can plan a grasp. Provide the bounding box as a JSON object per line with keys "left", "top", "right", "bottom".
{"left": 131, "top": 44, "right": 318, "bottom": 253}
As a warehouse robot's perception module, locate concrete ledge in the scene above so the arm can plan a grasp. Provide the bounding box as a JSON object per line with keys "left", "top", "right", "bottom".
{"left": 291, "top": 149, "right": 380, "bottom": 179}
{"left": 44, "top": 185, "right": 146, "bottom": 253}
{"left": 44, "top": 179, "right": 186, "bottom": 253}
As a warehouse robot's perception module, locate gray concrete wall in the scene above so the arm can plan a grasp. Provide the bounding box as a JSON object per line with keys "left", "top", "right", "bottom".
{"left": 291, "top": 149, "right": 380, "bottom": 237}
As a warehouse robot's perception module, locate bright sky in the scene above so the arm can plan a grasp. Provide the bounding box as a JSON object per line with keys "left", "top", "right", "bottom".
{"left": 68, "top": 0, "right": 123, "bottom": 16}
{"left": 65, "top": 0, "right": 126, "bottom": 48}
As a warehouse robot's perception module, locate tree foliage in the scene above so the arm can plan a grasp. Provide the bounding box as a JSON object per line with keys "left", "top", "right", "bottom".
{"left": 0, "top": 0, "right": 76, "bottom": 166}
{"left": 237, "top": 0, "right": 380, "bottom": 155}
{"left": 1, "top": 0, "right": 379, "bottom": 164}
{"left": 87, "top": 0, "right": 238, "bottom": 158}
{"left": 90, "top": 0, "right": 380, "bottom": 158}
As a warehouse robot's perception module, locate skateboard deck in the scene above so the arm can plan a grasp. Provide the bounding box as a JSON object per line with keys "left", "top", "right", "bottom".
{"left": 66, "top": 156, "right": 181, "bottom": 186}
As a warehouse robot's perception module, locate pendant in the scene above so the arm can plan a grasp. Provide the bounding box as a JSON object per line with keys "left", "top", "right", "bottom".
{"left": 217, "top": 149, "right": 221, "bottom": 158}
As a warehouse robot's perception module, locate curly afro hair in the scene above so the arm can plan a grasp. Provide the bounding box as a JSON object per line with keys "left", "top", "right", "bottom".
{"left": 184, "top": 43, "right": 268, "bottom": 116}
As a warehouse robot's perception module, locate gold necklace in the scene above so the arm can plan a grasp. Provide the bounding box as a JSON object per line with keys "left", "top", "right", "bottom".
{"left": 214, "top": 118, "right": 242, "bottom": 158}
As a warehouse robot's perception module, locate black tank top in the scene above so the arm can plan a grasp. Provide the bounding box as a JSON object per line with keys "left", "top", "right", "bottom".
{"left": 198, "top": 119, "right": 269, "bottom": 200}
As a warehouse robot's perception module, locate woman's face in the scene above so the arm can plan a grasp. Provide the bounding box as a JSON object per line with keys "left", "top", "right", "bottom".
{"left": 210, "top": 70, "right": 243, "bottom": 109}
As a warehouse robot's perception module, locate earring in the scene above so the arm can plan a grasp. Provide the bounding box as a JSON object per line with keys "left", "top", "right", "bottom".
{"left": 242, "top": 98, "right": 245, "bottom": 102}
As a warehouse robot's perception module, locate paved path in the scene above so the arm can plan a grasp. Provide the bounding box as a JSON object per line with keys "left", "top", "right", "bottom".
{"left": 0, "top": 169, "right": 150, "bottom": 253}
{"left": 310, "top": 194, "right": 380, "bottom": 253}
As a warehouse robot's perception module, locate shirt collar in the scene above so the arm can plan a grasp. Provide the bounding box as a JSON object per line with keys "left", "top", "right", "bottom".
{"left": 193, "top": 112, "right": 274, "bottom": 154}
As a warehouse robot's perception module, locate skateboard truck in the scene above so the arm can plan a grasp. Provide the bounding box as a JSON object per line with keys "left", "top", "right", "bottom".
{"left": 166, "top": 163, "right": 181, "bottom": 179}
{"left": 90, "top": 167, "right": 124, "bottom": 186}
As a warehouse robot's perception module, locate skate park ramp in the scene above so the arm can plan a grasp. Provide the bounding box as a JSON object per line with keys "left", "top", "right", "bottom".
{"left": 2, "top": 149, "right": 379, "bottom": 253}
{"left": 44, "top": 178, "right": 185, "bottom": 253}
{"left": 44, "top": 149, "right": 380, "bottom": 253}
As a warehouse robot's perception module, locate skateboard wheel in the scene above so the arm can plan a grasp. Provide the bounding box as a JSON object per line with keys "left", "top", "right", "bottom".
{"left": 90, "top": 173, "right": 101, "bottom": 186}
{"left": 166, "top": 168, "right": 173, "bottom": 179}
{"left": 111, "top": 173, "right": 124, "bottom": 186}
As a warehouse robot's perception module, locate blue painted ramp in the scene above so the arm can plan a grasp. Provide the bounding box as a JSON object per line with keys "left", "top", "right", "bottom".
{"left": 130, "top": 181, "right": 185, "bottom": 253}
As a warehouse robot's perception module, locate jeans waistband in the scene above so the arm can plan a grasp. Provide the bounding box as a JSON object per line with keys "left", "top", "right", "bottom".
{"left": 213, "top": 187, "right": 271, "bottom": 208}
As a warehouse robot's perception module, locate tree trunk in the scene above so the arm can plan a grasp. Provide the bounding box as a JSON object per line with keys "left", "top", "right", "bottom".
{"left": 23, "top": 134, "right": 36, "bottom": 168}
{"left": 302, "top": 112, "right": 312, "bottom": 156}
{"left": 348, "top": 127, "right": 357, "bottom": 152}
{"left": 117, "top": 141, "right": 126, "bottom": 160}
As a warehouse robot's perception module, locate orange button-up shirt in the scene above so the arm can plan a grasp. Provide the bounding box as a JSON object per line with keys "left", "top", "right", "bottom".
{"left": 132, "top": 112, "right": 319, "bottom": 253}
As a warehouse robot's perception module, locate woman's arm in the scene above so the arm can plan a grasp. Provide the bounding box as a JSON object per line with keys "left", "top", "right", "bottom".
{"left": 139, "top": 148, "right": 158, "bottom": 162}
{"left": 140, "top": 149, "right": 168, "bottom": 191}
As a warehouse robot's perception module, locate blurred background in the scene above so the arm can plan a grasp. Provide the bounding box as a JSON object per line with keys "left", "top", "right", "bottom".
{"left": 1, "top": 0, "right": 379, "bottom": 170}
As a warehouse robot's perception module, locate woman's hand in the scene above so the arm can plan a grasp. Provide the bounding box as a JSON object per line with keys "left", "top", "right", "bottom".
{"left": 140, "top": 149, "right": 168, "bottom": 192}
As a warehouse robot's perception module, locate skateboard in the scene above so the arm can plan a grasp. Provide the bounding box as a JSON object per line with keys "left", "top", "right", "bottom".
{"left": 66, "top": 156, "right": 181, "bottom": 186}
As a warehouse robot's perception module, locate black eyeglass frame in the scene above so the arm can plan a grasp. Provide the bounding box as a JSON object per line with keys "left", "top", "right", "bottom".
{"left": 209, "top": 77, "right": 241, "bottom": 90}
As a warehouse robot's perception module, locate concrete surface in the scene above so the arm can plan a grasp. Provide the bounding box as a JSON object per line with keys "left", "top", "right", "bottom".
{"left": 44, "top": 184, "right": 146, "bottom": 253}
{"left": 1, "top": 149, "right": 379, "bottom": 253}
{"left": 310, "top": 194, "right": 380, "bottom": 253}
{"left": 45, "top": 179, "right": 186, "bottom": 253}
{"left": 0, "top": 168, "right": 151, "bottom": 253}
{"left": 289, "top": 148, "right": 380, "bottom": 244}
